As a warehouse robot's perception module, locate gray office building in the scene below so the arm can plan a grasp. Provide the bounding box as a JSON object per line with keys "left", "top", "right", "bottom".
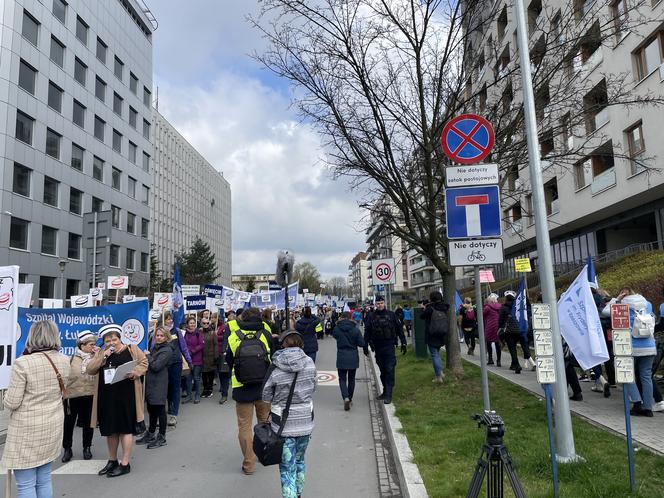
{"left": 0, "top": 0, "right": 156, "bottom": 300}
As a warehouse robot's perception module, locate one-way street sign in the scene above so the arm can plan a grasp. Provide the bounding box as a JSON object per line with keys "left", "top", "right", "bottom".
{"left": 445, "top": 185, "right": 502, "bottom": 239}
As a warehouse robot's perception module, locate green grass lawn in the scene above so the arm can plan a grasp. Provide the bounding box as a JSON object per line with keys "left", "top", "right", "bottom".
{"left": 393, "top": 354, "right": 664, "bottom": 498}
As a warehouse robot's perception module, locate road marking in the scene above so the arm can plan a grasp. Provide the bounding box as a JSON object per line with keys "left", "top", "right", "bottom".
{"left": 317, "top": 370, "right": 339, "bottom": 386}
{"left": 52, "top": 460, "right": 107, "bottom": 474}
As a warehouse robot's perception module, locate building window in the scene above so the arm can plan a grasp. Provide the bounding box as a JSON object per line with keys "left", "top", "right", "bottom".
{"left": 503, "top": 204, "right": 523, "bottom": 233}
{"left": 625, "top": 121, "right": 645, "bottom": 175}
{"left": 71, "top": 143, "right": 84, "bottom": 171}
{"left": 583, "top": 79, "right": 609, "bottom": 135}
{"left": 112, "top": 129, "right": 123, "bottom": 153}
{"left": 109, "top": 245, "right": 119, "bottom": 267}
{"left": 126, "top": 249, "right": 135, "bottom": 270}
{"left": 45, "top": 128, "right": 61, "bottom": 159}
{"left": 72, "top": 99, "right": 85, "bottom": 128}
{"left": 129, "top": 107, "right": 137, "bottom": 128}
{"left": 22, "top": 10, "right": 39, "bottom": 46}
{"left": 74, "top": 57, "right": 87, "bottom": 86}
{"left": 128, "top": 141, "right": 137, "bottom": 163}
{"left": 39, "top": 276, "right": 55, "bottom": 299}
{"left": 93, "top": 156, "right": 104, "bottom": 181}
{"left": 140, "top": 252, "right": 148, "bottom": 272}
{"left": 52, "top": 0, "right": 67, "bottom": 24}
{"left": 95, "top": 76, "right": 106, "bottom": 101}
{"left": 18, "top": 60, "right": 37, "bottom": 94}
{"left": 96, "top": 37, "right": 107, "bottom": 64}
{"left": 635, "top": 31, "right": 664, "bottom": 80}
{"left": 41, "top": 226, "right": 57, "bottom": 255}
{"left": 12, "top": 163, "right": 31, "bottom": 197}
{"left": 48, "top": 81, "right": 63, "bottom": 112}
{"left": 66, "top": 279, "right": 79, "bottom": 298}
{"left": 141, "top": 184, "right": 149, "bottom": 205}
{"left": 141, "top": 218, "right": 149, "bottom": 238}
{"left": 128, "top": 177, "right": 136, "bottom": 198}
{"left": 92, "top": 197, "right": 103, "bottom": 212}
{"left": 15, "top": 110, "right": 34, "bottom": 144}
{"left": 75, "top": 15, "right": 88, "bottom": 45}
{"left": 143, "top": 87, "right": 151, "bottom": 107}
{"left": 94, "top": 116, "right": 105, "bottom": 141}
{"left": 68, "top": 233, "right": 81, "bottom": 259}
{"left": 69, "top": 187, "right": 82, "bottom": 215}
{"left": 127, "top": 212, "right": 135, "bottom": 234}
{"left": 10, "top": 217, "right": 29, "bottom": 250}
{"left": 544, "top": 178, "right": 559, "bottom": 215}
{"left": 112, "top": 167, "right": 121, "bottom": 190}
{"left": 525, "top": 194, "right": 534, "bottom": 225}
{"left": 111, "top": 205, "right": 120, "bottom": 228}
{"left": 143, "top": 119, "right": 151, "bottom": 140}
{"left": 114, "top": 56, "right": 124, "bottom": 81}
{"left": 130, "top": 73, "right": 138, "bottom": 94}
{"left": 113, "top": 92, "right": 123, "bottom": 116}
{"left": 142, "top": 152, "right": 150, "bottom": 172}
{"left": 50, "top": 36, "right": 65, "bottom": 67}
{"left": 611, "top": 0, "right": 629, "bottom": 40}
{"left": 43, "top": 176, "right": 59, "bottom": 206}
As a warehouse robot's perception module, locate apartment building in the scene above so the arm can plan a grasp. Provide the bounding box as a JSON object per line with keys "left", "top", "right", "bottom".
{"left": 151, "top": 110, "right": 232, "bottom": 286}
{"left": 0, "top": 0, "right": 155, "bottom": 299}
{"left": 464, "top": 0, "right": 664, "bottom": 280}
{"left": 348, "top": 251, "right": 371, "bottom": 302}
{"left": 365, "top": 219, "right": 411, "bottom": 301}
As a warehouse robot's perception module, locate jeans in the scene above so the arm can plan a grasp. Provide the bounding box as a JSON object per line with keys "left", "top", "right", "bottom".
{"left": 626, "top": 355, "right": 656, "bottom": 410}
{"left": 235, "top": 400, "right": 271, "bottom": 472}
{"left": 306, "top": 352, "right": 317, "bottom": 363}
{"left": 338, "top": 369, "right": 357, "bottom": 400}
{"left": 186, "top": 365, "right": 203, "bottom": 401}
{"left": 147, "top": 403, "right": 167, "bottom": 435}
{"left": 375, "top": 347, "right": 397, "bottom": 398}
{"left": 14, "top": 462, "right": 52, "bottom": 498}
{"left": 280, "top": 435, "right": 311, "bottom": 498}
{"left": 428, "top": 345, "right": 443, "bottom": 377}
{"left": 167, "top": 361, "right": 183, "bottom": 416}
{"left": 218, "top": 370, "right": 231, "bottom": 397}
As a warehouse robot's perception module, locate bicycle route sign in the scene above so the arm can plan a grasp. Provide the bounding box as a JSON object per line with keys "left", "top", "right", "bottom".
{"left": 449, "top": 239, "right": 504, "bottom": 266}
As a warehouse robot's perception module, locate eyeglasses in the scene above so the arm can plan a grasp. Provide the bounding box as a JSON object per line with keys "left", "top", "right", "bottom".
{"left": 201, "top": 322, "right": 210, "bottom": 326}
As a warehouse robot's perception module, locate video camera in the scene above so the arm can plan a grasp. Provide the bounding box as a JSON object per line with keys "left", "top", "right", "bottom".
{"left": 471, "top": 411, "right": 505, "bottom": 445}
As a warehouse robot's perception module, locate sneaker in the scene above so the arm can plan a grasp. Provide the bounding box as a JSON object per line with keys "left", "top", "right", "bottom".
{"left": 383, "top": 397, "right": 392, "bottom": 405}
{"left": 167, "top": 415, "right": 177, "bottom": 427}
{"left": 652, "top": 401, "right": 664, "bottom": 412}
{"left": 578, "top": 373, "right": 590, "bottom": 382}
{"left": 136, "top": 431, "right": 155, "bottom": 445}
{"left": 603, "top": 382, "right": 611, "bottom": 398}
{"left": 147, "top": 433, "right": 167, "bottom": 449}
{"left": 432, "top": 375, "right": 444, "bottom": 384}
{"left": 591, "top": 381, "right": 603, "bottom": 393}
{"left": 344, "top": 398, "right": 351, "bottom": 411}
{"left": 528, "top": 358, "right": 536, "bottom": 372}
{"left": 182, "top": 397, "right": 192, "bottom": 404}
{"left": 219, "top": 396, "right": 228, "bottom": 405}
{"left": 569, "top": 392, "right": 583, "bottom": 401}
{"left": 487, "top": 359, "right": 494, "bottom": 365}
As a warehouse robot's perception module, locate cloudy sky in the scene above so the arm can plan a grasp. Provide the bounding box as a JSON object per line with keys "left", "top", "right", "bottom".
{"left": 147, "top": 1, "right": 366, "bottom": 280}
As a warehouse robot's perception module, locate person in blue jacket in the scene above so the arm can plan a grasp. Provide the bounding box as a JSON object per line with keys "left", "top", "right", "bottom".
{"left": 403, "top": 305, "right": 413, "bottom": 337}
{"left": 332, "top": 312, "right": 365, "bottom": 411}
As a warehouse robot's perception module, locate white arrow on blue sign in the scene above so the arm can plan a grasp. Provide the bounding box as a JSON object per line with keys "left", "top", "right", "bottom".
{"left": 445, "top": 185, "right": 502, "bottom": 239}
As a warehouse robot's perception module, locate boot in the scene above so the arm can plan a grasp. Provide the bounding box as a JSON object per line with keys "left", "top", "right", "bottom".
{"left": 136, "top": 431, "right": 155, "bottom": 445}
{"left": 147, "top": 433, "right": 167, "bottom": 449}
{"left": 83, "top": 447, "right": 92, "bottom": 460}
{"left": 61, "top": 448, "right": 73, "bottom": 463}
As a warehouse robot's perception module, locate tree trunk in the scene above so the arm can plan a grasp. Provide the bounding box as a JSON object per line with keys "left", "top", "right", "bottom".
{"left": 443, "top": 272, "right": 463, "bottom": 376}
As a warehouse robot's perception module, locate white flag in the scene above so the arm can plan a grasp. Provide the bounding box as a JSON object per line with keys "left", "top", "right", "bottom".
{"left": 557, "top": 265, "right": 609, "bottom": 370}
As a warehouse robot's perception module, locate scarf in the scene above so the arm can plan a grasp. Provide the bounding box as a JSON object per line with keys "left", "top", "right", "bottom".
{"left": 77, "top": 347, "right": 96, "bottom": 375}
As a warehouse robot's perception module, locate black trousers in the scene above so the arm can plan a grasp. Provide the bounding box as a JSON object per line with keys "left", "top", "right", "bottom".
{"left": 202, "top": 370, "right": 215, "bottom": 394}
{"left": 338, "top": 369, "right": 357, "bottom": 400}
{"left": 147, "top": 403, "right": 167, "bottom": 435}
{"left": 63, "top": 395, "right": 94, "bottom": 449}
{"left": 486, "top": 340, "right": 501, "bottom": 363}
{"left": 375, "top": 347, "right": 397, "bottom": 397}
{"left": 565, "top": 356, "right": 582, "bottom": 396}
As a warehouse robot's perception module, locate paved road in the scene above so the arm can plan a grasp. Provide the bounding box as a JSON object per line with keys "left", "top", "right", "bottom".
{"left": 0, "top": 339, "right": 382, "bottom": 497}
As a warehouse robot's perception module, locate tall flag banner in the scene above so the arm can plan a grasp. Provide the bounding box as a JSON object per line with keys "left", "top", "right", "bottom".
{"left": 454, "top": 290, "right": 463, "bottom": 310}
{"left": 0, "top": 265, "right": 20, "bottom": 389}
{"left": 587, "top": 256, "right": 598, "bottom": 289}
{"left": 172, "top": 264, "right": 184, "bottom": 328}
{"left": 558, "top": 265, "right": 609, "bottom": 370}
{"left": 511, "top": 277, "right": 529, "bottom": 333}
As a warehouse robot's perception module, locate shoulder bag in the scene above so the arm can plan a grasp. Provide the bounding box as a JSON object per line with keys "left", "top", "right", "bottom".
{"left": 253, "top": 371, "right": 299, "bottom": 466}
{"left": 40, "top": 352, "right": 69, "bottom": 414}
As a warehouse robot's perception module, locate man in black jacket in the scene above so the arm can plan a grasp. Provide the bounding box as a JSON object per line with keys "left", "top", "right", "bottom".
{"left": 421, "top": 291, "right": 450, "bottom": 383}
{"left": 364, "top": 296, "right": 407, "bottom": 404}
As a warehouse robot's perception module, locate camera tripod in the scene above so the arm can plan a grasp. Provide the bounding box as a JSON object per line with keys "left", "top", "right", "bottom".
{"left": 467, "top": 412, "right": 527, "bottom": 498}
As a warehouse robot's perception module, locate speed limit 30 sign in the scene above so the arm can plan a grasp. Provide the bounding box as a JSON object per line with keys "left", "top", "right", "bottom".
{"left": 371, "top": 258, "right": 396, "bottom": 285}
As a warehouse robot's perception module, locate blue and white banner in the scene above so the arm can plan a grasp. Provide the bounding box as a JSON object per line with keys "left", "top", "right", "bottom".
{"left": 512, "top": 277, "right": 529, "bottom": 334}
{"left": 185, "top": 295, "right": 207, "bottom": 311}
{"left": 558, "top": 265, "right": 609, "bottom": 370}
{"left": 17, "top": 300, "right": 149, "bottom": 358}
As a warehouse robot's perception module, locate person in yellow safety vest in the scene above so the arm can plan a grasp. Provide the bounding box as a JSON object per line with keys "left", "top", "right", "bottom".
{"left": 224, "top": 307, "right": 273, "bottom": 475}
{"left": 295, "top": 306, "right": 323, "bottom": 363}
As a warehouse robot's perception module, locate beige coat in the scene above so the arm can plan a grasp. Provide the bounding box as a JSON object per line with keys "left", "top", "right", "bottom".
{"left": 86, "top": 344, "right": 148, "bottom": 428}
{"left": 64, "top": 350, "right": 96, "bottom": 399}
{"left": 1, "top": 350, "right": 70, "bottom": 470}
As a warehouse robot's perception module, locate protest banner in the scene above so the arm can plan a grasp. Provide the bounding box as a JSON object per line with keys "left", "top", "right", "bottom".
{"left": 181, "top": 285, "right": 201, "bottom": 297}
{"left": 18, "top": 283, "right": 34, "bottom": 308}
{"left": 0, "top": 265, "right": 19, "bottom": 388}
{"left": 70, "top": 294, "right": 94, "bottom": 308}
{"left": 153, "top": 292, "right": 173, "bottom": 311}
{"left": 204, "top": 284, "right": 224, "bottom": 297}
{"left": 185, "top": 295, "right": 207, "bottom": 312}
{"left": 17, "top": 300, "right": 149, "bottom": 358}
{"left": 123, "top": 295, "right": 148, "bottom": 303}
{"left": 89, "top": 288, "right": 104, "bottom": 302}
{"left": 42, "top": 299, "right": 64, "bottom": 309}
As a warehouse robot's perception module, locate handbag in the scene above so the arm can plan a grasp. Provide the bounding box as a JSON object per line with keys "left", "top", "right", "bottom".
{"left": 253, "top": 371, "right": 299, "bottom": 466}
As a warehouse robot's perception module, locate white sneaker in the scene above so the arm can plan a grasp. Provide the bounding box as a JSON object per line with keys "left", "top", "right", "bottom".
{"left": 652, "top": 401, "right": 664, "bottom": 412}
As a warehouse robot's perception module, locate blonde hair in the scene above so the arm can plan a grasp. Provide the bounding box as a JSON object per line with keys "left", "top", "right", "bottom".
{"left": 26, "top": 320, "right": 61, "bottom": 352}
{"left": 154, "top": 326, "right": 171, "bottom": 343}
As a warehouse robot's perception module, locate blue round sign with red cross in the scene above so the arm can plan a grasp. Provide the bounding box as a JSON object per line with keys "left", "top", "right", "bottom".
{"left": 441, "top": 114, "right": 494, "bottom": 164}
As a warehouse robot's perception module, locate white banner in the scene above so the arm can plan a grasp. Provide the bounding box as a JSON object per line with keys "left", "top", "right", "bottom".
{"left": 123, "top": 295, "right": 148, "bottom": 303}
{"left": 107, "top": 275, "right": 129, "bottom": 290}
{"left": 89, "top": 288, "right": 103, "bottom": 301}
{"left": 558, "top": 265, "right": 609, "bottom": 370}
{"left": 153, "top": 292, "right": 173, "bottom": 310}
{"left": 0, "top": 266, "right": 19, "bottom": 388}
{"left": 70, "top": 294, "right": 94, "bottom": 308}
{"left": 18, "top": 283, "right": 34, "bottom": 308}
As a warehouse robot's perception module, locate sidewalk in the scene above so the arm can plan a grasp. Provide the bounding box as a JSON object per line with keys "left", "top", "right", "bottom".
{"left": 460, "top": 347, "right": 664, "bottom": 455}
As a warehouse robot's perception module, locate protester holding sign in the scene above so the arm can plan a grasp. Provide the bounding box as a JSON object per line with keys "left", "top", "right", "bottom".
{"left": 62, "top": 331, "right": 98, "bottom": 463}
{"left": 87, "top": 324, "right": 148, "bottom": 477}
{"left": 2, "top": 321, "right": 70, "bottom": 497}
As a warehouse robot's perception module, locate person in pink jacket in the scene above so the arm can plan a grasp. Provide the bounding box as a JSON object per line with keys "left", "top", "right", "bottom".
{"left": 483, "top": 294, "right": 502, "bottom": 366}
{"left": 183, "top": 317, "right": 205, "bottom": 404}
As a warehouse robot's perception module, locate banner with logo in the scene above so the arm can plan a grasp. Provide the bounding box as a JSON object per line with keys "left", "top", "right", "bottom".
{"left": 17, "top": 300, "right": 149, "bottom": 359}
{"left": 0, "top": 266, "right": 19, "bottom": 389}
{"left": 70, "top": 294, "right": 94, "bottom": 308}
{"left": 153, "top": 292, "right": 173, "bottom": 311}
{"left": 107, "top": 275, "right": 129, "bottom": 290}
{"left": 89, "top": 288, "right": 104, "bottom": 302}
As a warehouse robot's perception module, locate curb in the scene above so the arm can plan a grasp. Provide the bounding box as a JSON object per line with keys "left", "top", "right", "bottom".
{"left": 368, "top": 352, "right": 429, "bottom": 498}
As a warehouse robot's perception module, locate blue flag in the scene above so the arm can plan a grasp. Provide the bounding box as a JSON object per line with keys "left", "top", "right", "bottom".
{"left": 586, "top": 256, "right": 598, "bottom": 289}
{"left": 172, "top": 264, "right": 184, "bottom": 327}
{"left": 512, "top": 276, "right": 528, "bottom": 334}
{"left": 455, "top": 290, "right": 463, "bottom": 310}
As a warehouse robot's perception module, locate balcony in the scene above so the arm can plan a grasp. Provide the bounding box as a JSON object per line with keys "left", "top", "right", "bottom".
{"left": 507, "top": 221, "right": 523, "bottom": 235}
{"left": 591, "top": 168, "right": 616, "bottom": 194}
{"left": 593, "top": 107, "right": 610, "bottom": 130}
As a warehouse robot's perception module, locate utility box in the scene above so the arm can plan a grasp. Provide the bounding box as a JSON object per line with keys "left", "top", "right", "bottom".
{"left": 413, "top": 307, "right": 428, "bottom": 358}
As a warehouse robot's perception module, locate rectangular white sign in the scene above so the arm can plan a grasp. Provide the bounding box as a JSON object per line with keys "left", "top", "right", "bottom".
{"left": 446, "top": 163, "right": 499, "bottom": 187}
{"left": 536, "top": 356, "right": 556, "bottom": 384}
{"left": 615, "top": 356, "right": 635, "bottom": 384}
{"left": 449, "top": 238, "right": 504, "bottom": 266}
{"left": 70, "top": 294, "right": 93, "bottom": 308}
{"left": 42, "top": 298, "right": 63, "bottom": 309}
{"left": 612, "top": 329, "right": 633, "bottom": 356}
{"left": 534, "top": 329, "right": 554, "bottom": 356}
{"left": 153, "top": 292, "right": 173, "bottom": 310}
{"left": 531, "top": 303, "right": 551, "bottom": 330}
{"left": 181, "top": 285, "right": 200, "bottom": 297}
{"left": 107, "top": 275, "right": 129, "bottom": 290}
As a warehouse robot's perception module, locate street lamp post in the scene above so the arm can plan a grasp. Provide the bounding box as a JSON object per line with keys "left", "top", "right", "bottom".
{"left": 58, "top": 260, "right": 67, "bottom": 301}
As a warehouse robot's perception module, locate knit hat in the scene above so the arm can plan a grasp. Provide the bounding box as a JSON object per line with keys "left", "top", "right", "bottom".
{"left": 77, "top": 330, "right": 96, "bottom": 344}
{"left": 375, "top": 296, "right": 385, "bottom": 302}
{"left": 504, "top": 290, "right": 516, "bottom": 298}
{"left": 279, "top": 330, "right": 302, "bottom": 343}
{"left": 98, "top": 323, "right": 123, "bottom": 340}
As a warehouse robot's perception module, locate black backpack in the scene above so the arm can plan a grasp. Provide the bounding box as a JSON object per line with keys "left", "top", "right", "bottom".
{"left": 429, "top": 308, "right": 449, "bottom": 338}
{"left": 371, "top": 313, "right": 395, "bottom": 341}
{"left": 234, "top": 329, "right": 270, "bottom": 385}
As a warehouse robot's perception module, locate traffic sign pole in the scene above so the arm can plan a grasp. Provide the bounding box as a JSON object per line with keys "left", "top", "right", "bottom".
{"left": 514, "top": 0, "right": 577, "bottom": 462}
{"left": 474, "top": 266, "right": 491, "bottom": 412}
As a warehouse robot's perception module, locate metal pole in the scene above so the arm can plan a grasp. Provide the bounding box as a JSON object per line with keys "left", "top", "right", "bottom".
{"left": 543, "top": 384, "right": 560, "bottom": 498}
{"left": 513, "top": 0, "right": 577, "bottom": 461}
{"left": 92, "top": 211, "right": 98, "bottom": 288}
{"left": 623, "top": 388, "right": 637, "bottom": 491}
{"left": 474, "top": 266, "right": 491, "bottom": 411}
{"left": 60, "top": 270, "right": 65, "bottom": 301}
{"left": 284, "top": 274, "right": 290, "bottom": 331}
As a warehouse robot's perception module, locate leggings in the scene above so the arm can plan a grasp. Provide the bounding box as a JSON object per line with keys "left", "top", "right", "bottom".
{"left": 147, "top": 403, "right": 167, "bottom": 435}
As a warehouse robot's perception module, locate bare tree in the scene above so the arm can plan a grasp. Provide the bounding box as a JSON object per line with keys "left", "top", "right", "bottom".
{"left": 326, "top": 276, "right": 350, "bottom": 297}
{"left": 252, "top": 0, "right": 662, "bottom": 375}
